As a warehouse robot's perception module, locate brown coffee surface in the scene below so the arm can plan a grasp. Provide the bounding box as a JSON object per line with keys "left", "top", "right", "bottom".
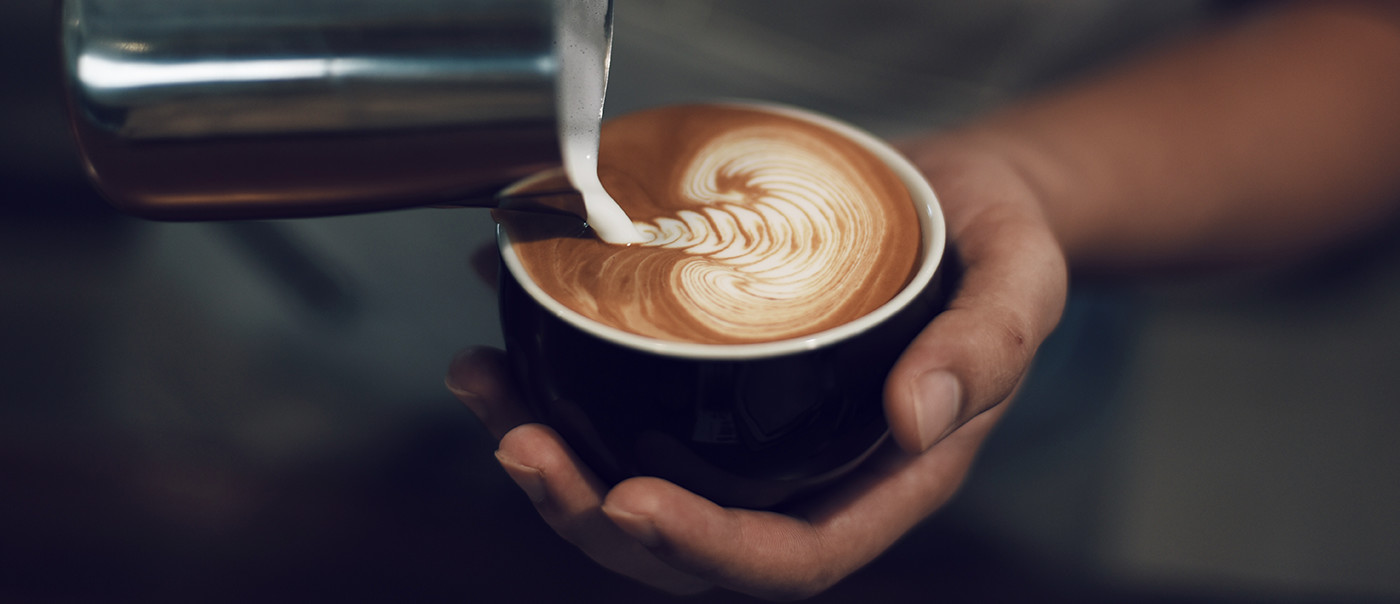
{"left": 502, "top": 104, "right": 919, "bottom": 345}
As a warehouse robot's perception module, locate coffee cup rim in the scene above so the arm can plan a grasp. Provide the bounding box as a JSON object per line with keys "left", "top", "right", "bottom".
{"left": 498, "top": 100, "right": 946, "bottom": 360}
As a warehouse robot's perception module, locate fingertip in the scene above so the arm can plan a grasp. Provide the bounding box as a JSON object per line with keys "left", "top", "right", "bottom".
{"left": 499, "top": 423, "right": 615, "bottom": 514}
{"left": 495, "top": 448, "right": 548, "bottom": 504}
{"left": 596, "top": 491, "right": 719, "bottom": 596}
{"left": 886, "top": 354, "right": 963, "bottom": 454}
{"left": 884, "top": 303, "right": 1034, "bottom": 453}
{"left": 602, "top": 477, "right": 676, "bottom": 527}
{"left": 446, "top": 346, "right": 506, "bottom": 388}
{"left": 605, "top": 476, "right": 717, "bottom": 517}
{"left": 884, "top": 374, "right": 923, "bottom": 454}
{"left": 911, "top": 371, "right": 962, "bottom": 451}
{"left": 497, "top": 423, "right": 568, "bottom": 469}
{"left": 603, "top": 477, "right": 731, "bottom": 556}
{"left": 448, "top": 348, "right": 538, "bottom": 440}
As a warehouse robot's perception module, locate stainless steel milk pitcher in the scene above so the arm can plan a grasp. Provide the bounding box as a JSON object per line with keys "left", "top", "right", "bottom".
{"left": 62, "top": 0, "right": 609, "bottom": 219}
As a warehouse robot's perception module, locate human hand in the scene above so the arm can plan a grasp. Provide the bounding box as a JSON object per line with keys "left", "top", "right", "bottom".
{"left": 446, "top": 142, "right": 1067, "bottom": 599}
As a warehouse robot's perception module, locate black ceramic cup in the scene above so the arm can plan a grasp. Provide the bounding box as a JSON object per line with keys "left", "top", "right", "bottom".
{"left": 498, "top": 103, "right": 947, "bottom": 509}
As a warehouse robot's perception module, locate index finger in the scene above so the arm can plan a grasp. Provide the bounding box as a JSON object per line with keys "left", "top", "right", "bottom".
{"left": 446, "top": 347, "right": 535, "bottom": 441}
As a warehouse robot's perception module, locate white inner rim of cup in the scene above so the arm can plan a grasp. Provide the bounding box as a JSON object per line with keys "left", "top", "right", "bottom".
{"left": 499, "top": 100, "right": 946, "bottom": 360}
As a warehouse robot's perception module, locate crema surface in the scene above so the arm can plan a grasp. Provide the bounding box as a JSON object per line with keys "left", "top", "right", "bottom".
{"left": 504, "top": 104, "right": 919, "bottom": 345}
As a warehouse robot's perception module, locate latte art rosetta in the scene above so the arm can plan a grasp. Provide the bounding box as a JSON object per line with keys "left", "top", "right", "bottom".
{"left": 505, "top": 105, "right": 919, "bottom": 345}
{"left": 630, "top": 127, "right": 899, "bottom": 340}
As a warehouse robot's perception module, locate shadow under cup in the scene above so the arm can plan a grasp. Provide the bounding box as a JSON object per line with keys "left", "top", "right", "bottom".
{"left": 498, "top": 104, "right": 948, "bottom": 509}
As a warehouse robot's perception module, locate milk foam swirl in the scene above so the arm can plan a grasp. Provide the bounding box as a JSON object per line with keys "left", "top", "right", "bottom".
{"left": 630, "top": 127, "right": 892, "bottom": 341}
{"left": 505, "top": 105, "right": 919, "bottom": 345}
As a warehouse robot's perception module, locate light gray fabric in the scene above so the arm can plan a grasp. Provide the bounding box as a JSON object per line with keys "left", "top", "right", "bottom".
{"left": 607, "top": 0, "right": 1213, "bottom": 135}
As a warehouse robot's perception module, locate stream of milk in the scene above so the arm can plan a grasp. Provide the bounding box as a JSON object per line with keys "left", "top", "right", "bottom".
{"left": 554, "top": 0, "right": 643, "bottom": 244}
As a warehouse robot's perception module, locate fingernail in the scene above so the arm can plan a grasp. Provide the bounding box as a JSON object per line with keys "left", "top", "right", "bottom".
{"left": 914, "top": 371, "right": 961, "bottom": 450}
{"left": 495, "top": 450, "right": 547, "bottom": 504}
{"left": 602, "top": 505, "right": 661, "bottom": 548}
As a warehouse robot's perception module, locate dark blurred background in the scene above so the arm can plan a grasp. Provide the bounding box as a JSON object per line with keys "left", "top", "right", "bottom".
{"left": 3, "top": 1, "right": 1398, "bottom": 602}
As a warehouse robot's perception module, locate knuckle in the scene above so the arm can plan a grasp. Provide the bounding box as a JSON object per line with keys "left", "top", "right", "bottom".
{"left": 988, "top": 308, "right": 1036, "bottom": 365}
{"left": 968, "top": 309, "right": 1039, "bottom": 407}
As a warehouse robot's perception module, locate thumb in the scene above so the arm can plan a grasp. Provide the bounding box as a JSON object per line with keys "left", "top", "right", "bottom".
{"left": 884, "top": 203, "right": 1067, "bottom": 453}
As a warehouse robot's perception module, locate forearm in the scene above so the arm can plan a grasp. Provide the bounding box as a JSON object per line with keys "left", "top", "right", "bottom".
{"left": 928, "top": 2, "right": 1400, "bottom": 273}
